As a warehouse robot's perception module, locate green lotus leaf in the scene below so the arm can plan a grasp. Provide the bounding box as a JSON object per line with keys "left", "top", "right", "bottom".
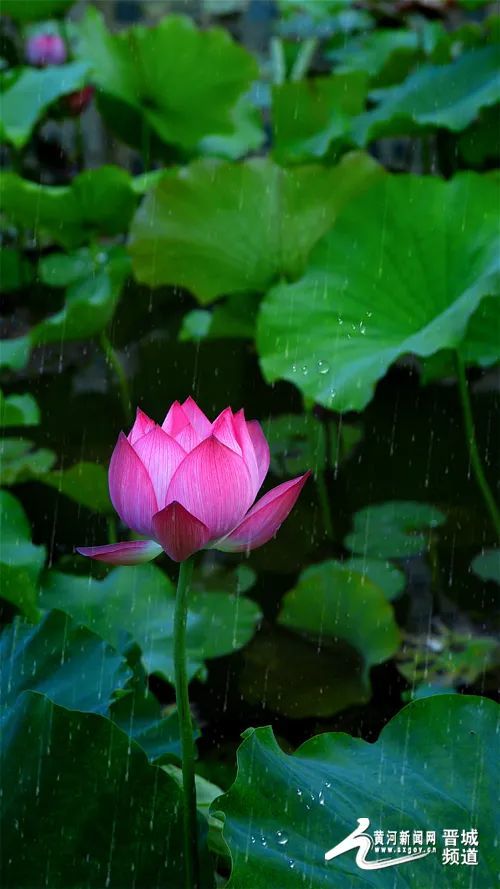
{"left": 345, "top": 501, "right": 445, "bottom": 559}
{"left": 0, "top": 490, "right": 45, "bottom": 620}
{"left": 354, "top": 46, "right": 500, "bottom": 144}
{"left": 130, "top": 152, "right": 382, "bottom": 303}
{"left": 471, "top": 548, "right": 500, "bottom": 584}
{"left": 0, "top": 610, "right": 130, "bottom": 715}
{"left": 271, "top": 72, "right": 367, "bottom": 164}
{"left": 0, "top": 336, "right": 31, "bottom": 371}
{"left": 239, "top": 626, "right": 370, "bottom": 719}
{"left": 241, "top": 555, "right": 401, "bottom": 718}
{"left": 109, "top": 683, "right": 197, "bottom": 765}
{"left": 0, "top": 438, "right": 57, "bottom": 487}
{"left": 421, "top": 295, "right": 500, "bottom": 383}
{"left": 0, "top": 390, "right": 40, "bottom": 428}
{"left": 279, "top": 559, "right": 401, "bottom": 679}
{"left": 78, "top": 7, "right": 258, "bottom": 152}
{"left": 0, "top": 247, "right": 33, "bottom": 292}
{"left": 0, "top": 691, "right": 211, "bottom": 888}
{"left": 342, "top": 557, "right": 406, "bottom": 600}
{"left": 41, "top": 462, "right": 112, "bottom": 513}
{"left": 40, "top": 563, "right": 262, "bottom": 683}
{"left": 198, "top": 96, "right": 265, "bottom": 160}
{"left": 264, "top": 413, "right": 362, "bottom": 478}
{"left": 257, "top": 173, "right": 499, "bottom": 411}
{"left": 328, "top": 27, "right": 420, "bottom": 85}
{"left": 0, "top": 62, "right": 88, "bottom": 147}
{"left": 459, "top": 105, "right": 500, "bottom": 166}
{"left": 32, "top": 246, "right": 130, "bottom": 347}
{"left": 179, "top": 295, "right": 259, "bottom": 342}
{"left": 214, "top": 695, "right": 498, "bottom": 887}
{"left": 1, "top": 168, "right": 137, "bottom": 248}
{"left": 2, "top": 0, "right": 73, "bottom": 20}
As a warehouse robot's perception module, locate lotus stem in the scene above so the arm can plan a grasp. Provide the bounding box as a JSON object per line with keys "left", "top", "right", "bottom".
{"left": 99, "top": 331, "right": 132, "bottom": 426}
{"left": 290, "top": 37, "right": 318, "bottom": 82}
{"left": 315, "top": 468, "right": 334, "bottom": 540}
{"left": 142, "top": 117, "right": 152, "bottom": 172}
{"left": 174, "top": 557, "right": 199, "bottom": 889}
{"left": 270, "top": 37, "right": 286, "bottom": 85}
{"left": 454, "top": 352, "right": 500, "bottom": 540}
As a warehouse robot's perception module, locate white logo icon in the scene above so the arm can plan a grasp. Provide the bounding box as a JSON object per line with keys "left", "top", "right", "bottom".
{"left": 325, "top": 818, "right": 431, "bottom": 870}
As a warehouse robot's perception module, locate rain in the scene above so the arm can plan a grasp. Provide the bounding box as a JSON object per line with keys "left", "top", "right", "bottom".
{"left": 0, "top": 1, "right": 499, "bottom": 888}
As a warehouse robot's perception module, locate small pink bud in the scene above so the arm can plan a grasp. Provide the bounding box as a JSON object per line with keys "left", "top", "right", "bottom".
{"left": 64, "top": 85, "right": 94, "bottom": 116}
{"left": 26, "top": 33, "right": 67, "bottom": 67}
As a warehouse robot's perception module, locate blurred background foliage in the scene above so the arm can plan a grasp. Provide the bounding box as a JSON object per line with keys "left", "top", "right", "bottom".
{"left": 0, "top": 1, "right": 499, "bottom": 887}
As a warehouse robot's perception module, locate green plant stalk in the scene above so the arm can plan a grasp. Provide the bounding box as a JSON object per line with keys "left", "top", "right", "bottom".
{"left": 454, "top": 352, "right": 500, "bottom": 540}
{"left": 270, "top": 37, "right": 286, "bottom": 85}
{"left": 106, "top": 515, "right": 117, "bottom": 544}
{"left": 142, "top": 117, "right": 152, "bottom": 172}
{"left": 174, "top": 557, "right": 199, "bottom": 889}
{"left": 99, "top": 331, "right": 132, "bottom": 426}
{"left": 315, "top": 469, "right": 334, "bottom": 540}
{"left": 290, "top": 37, "right": 318, "bottom": 82}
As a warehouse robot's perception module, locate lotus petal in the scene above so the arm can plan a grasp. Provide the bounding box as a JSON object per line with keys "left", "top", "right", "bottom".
{"left": 216, "top": 473, "right": 310, "bottom": 552}
{"left": 76, "top": 539, "right": 162, "bottom": 565}
{"left": 152, "top": 501, "right": 210, "bottom": 561}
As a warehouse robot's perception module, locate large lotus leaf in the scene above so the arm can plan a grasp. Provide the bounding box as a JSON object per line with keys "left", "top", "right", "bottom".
{"left": 0, "top": 490, "right": 45, "bottom": 620}
{"left": 41, "top": 462, "right": 112, "bottom": 513}
{"left": 31, "top": 246, "right": 130, "bottom": 347}
{"left": 328, "top": 28, "right": 420, "bottom": 85}
{"left": 239, "top": 627, "right": 372, "bottom": 719}
{"left": 342, "top": 557, "right": 405, "bottom": 601}
{"left": 0, "top": 247, "right": 33, "bottom": 292}
{"left": 452, "top": 291, "right": 500, "bottom": 368}
{"left": 109, "top": 685, "right": 196, "bottom": 765}
{"left": 0, "top": 390, "right": 39, "bottom": 427}
{"left": 264, "top": 413, "right": 361, "bottom": 478}
{"left": 0, "top": 610, "right": 130, "bottom": 715}
{"left": 279, "top": 559, "right": 400, "bottom": 679}
{"left": 198, "top": 97, "right": 265, "bottom": 160}
{"left": 459, "top": 106, "right": 500, "bottom": 167}
{"left": 0, "top": 336, "right": 31, "bottom": 371}
{"left": 421, "top": 295, "right": 500, "bottom": 383}
{"left": 354, "top": 45, "right": 500, "bottom": 144}
{"left": 78, "top": 8, "right": 257, "bottom": 152}
{"left": 0, "top": 691, "right": 210, "bottom": 888}
{"left": 2, "top": 0, "right": 73, "bottom": 20}
{"left": 40, "top": 564, "right": 262, "bottom": 683}
{"left": 257, "top": 173, "right": 500, "bottom": 411}
{"left": 271, "top": 72, "right": 367, "bottom": 164}
{"left": 1, "top": 168, "right": 136, "bottom": 248}
{"left": 179, "top": 295, "right": 260, "bottom": 342}
{"left": 345, "top": 501, "right": 445, "bottom": 559}
{"left": 471, "top": 548, "right": 500, "bottom": 584}
{"left": 214, "top": 695, "right": 498, "bottom": 887}
{"left": 240, "top": 558, "right": 400, "bottom": 719}
{"left": 0, "top": 62, "right": 88, "bottom": 147}
{"left": 0, "top": 438, "right": 56, "bottom": 486}
{"left": 129, "top": 152, "right": 382, "bottom": 303}
{"left": 96, "top": 88, "right": 264, "bottom": 162}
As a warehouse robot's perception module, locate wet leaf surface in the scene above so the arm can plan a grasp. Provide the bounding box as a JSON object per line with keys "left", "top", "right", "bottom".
{"left": 216, "top": 695, "right": 498, "bottom": 887}
{"left": 40, "top": 563, "right": 262, "bottom": 683}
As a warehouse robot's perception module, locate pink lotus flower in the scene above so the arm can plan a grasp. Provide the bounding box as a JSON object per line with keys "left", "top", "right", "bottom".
{"left": 26, "top": 33, "right": 67, "bottom": 67}
{"left": 77, "top": 398, "right": 309, "bottom": 564}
